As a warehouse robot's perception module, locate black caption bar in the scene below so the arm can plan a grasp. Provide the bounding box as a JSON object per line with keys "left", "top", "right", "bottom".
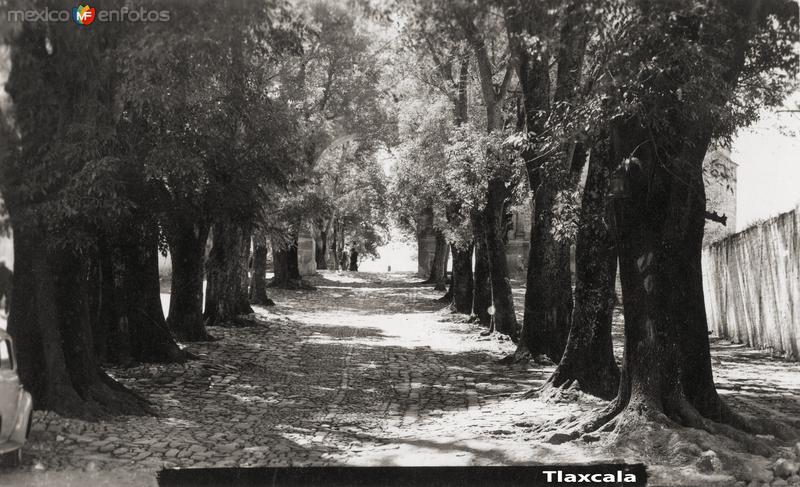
{"left": 158, "top": 464, "right": 648, "bottom": 487}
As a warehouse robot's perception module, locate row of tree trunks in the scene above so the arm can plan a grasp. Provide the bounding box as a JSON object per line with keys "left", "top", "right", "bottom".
{"left": 545, "top": 139, "right": 619, "bottom": 399}
{"left": 8, "top": 226, "right": 151, "bottom": 417}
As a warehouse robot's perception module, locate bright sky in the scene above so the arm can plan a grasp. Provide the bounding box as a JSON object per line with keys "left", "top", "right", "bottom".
{"left": 731, "top": 96, "right": 800, "bottom": 231}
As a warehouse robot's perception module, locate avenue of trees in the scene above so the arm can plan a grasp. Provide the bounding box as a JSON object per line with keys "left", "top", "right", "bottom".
{"left": 389, "top": 0, "right": 797, "bottom": 440}
{"left": 0, "top": 0, "right": 394, "bottom": 415}
{"left": 0, "top": 0, "right": 797, "bottom": 449}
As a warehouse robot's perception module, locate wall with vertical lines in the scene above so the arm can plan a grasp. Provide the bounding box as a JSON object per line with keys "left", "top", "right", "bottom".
{"left": 702, "top": 207, "right": 799, "bottom": 359}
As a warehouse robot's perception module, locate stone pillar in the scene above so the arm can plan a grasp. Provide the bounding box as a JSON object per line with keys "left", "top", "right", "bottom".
{"left": 297, "top": 229, "right": 317, "bottom": 276}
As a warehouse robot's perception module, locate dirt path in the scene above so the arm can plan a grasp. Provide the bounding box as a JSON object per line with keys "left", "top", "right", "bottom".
{"left": 1, "top": 271, "right": 799, "bottom": 486}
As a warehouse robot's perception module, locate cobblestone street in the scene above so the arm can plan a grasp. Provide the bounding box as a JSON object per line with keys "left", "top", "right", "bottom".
{"left": 2, "top": 271, "right": 799, "bottom": 486}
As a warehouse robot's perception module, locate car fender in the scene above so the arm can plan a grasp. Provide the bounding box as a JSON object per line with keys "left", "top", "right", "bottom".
{"left": 9, "top": 389, "right": 33, "bottom": 444}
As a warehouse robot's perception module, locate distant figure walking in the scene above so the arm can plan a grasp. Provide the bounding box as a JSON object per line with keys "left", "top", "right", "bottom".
{"left": 0, "top": 261, "right": 11, "bottom": 315}
{"left": 387, "top": 265, "right": 392, "bottom": 273}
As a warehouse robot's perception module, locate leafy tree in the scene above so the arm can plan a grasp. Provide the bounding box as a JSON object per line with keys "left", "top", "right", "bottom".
{"left": 1, "top": 2, "right": 152, "bottom": 415}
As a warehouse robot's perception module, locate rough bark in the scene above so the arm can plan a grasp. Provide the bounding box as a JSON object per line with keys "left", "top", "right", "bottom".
{"left": 269, "top": 233, "right": 314, "bottom": 289}
{"left": 331, "top": 220, "right": 340, "bottom": 271}
{"left": 519, "top": 179, "right": 574, "bottom": 362}
{"left": 484, "top": 178, "right": 519, "bottom": 340}
{"left": 460, "top": 11, "right": 518, "bottom": 338}
{"left": 315, "top": 229, "right": 328, "bottom": 270}
{"left": 429, "top": 231, "right": 450, "bottom": 291}
{"left": 7, "top": 226, "right": 151, "bottom": 418}
{"left": 116, "top": 222, "right": 187, "bottom": 363}
{"left": 204, "top": 222, "right": 253, "bottom": 328}
{"left": 451, "top": 242, "right": 475, "bottom": 314}
{"left": 249, "top": 230, "right": 275, "bottom": 306}
{"left": 509, "top": 0, "right": 587, "bottom": 363}
{"left": 166, "top": 217, "right": 213, "bottom": 342}
{"left": 545, "top": 139, "right": 619, "bottom": 399}
{"left": 91, "top": 219, "right": 188, "bottom": 364}
{"left": 472, "top": 213, "right": 492, "bottom": 326}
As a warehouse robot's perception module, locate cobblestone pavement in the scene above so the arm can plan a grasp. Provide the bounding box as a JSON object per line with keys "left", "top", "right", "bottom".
{"left": 1, "top": 271, "right": 799, "bottom": 486}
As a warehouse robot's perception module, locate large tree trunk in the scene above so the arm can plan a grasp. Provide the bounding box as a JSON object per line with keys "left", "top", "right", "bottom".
{"left": 545, "top": 139, "right": 619, "bottom": 399}
{"left": 249, "top": 230, "right": 275, "bottom": 306}
{"left": 331, "top": 220, "right": 340, "bottom": 271}
{"left": 509, "top": 0, "right": 587, "bottom": 364}
{"left": 426, "top": 231, "right": 449, "bottom": 290}
{"left": 315, "top": 229, "right": 328, "bottom": 270}
{"left": 204, "top": 222, "right": 253, "bottom": 327}
{"left": 451, "top": 242, "right": 474, "bottom": 314}
{"left": 168, "top": 217, "right": 213, "bottom": 341}
{"left": 518, "top": 179, "right": 573, "bottom": 362}
{"left": 94, "top": 220, "right": 188, "bottom": 363}
{"left": 7, "top": 226, "right": 150, "bottom": 418}
{"left": 269, "top": 232, "right": 314, "bottom": 289}
{"left": 598, "top": 135, "right": 691, "bottom": 429}
{"left": 484, "top": 177, "right": 519, "bottom": 340}
{"left": 472, "top": 213, "right": 492, "bottom": 326}
{"left": 117, "top": 221, "right": 187, "bottom": 363}
{"left": 348, "top": 249, "right": 359, "bottom": 271}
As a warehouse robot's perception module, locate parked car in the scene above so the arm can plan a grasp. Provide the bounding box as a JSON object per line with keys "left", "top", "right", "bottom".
{"left": 0, "top": 329, "right": 33, "bottom": 467}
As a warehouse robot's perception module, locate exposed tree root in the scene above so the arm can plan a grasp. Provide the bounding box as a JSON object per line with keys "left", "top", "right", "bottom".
{"left": 42, "top": 371, "right": 154, "bottom": 420}
{"left": 538, "top": 379, "right": 587, "bottom": 403}
{"left": 719, "top": 401, "right": 800, "bottom": 442}
{"left": 532, "top": 395, "right": 787, "bottom": 465}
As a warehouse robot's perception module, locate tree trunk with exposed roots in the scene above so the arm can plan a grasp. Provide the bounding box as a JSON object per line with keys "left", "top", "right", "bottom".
{"left": 544, "top": 139, "right": 619, "bottom": 399}
{"left": 8, "top": 226, "right": 151, "bottom": 418}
